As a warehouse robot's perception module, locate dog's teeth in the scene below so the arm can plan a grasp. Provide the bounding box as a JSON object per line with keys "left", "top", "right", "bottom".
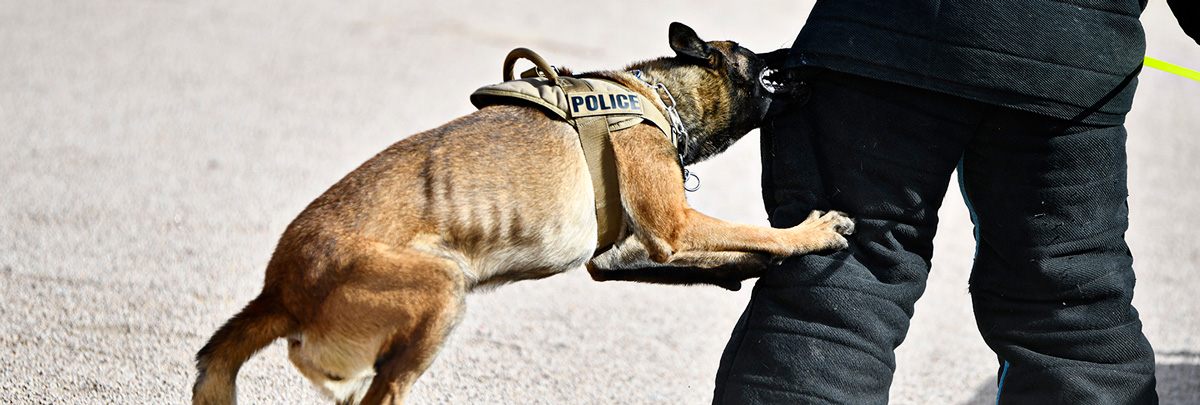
{"left": 760, "top": 68, "right": 782, "bottom": 93}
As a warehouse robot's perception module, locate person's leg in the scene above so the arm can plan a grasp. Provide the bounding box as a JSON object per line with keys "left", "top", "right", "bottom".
{"left": 714, "top": 71, "right": 980, "bottom": 404}
{"left": 959, "top": 109, "right": 1157, "bottom": 404}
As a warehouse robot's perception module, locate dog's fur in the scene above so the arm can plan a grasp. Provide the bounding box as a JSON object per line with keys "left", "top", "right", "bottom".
{"left": 193, "top": 23, "right": 853, "bottom": 405}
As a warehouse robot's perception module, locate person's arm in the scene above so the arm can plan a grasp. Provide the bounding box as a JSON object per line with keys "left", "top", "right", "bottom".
{"left": 1167, "top": 0, "right": 1200, "bottom": 45}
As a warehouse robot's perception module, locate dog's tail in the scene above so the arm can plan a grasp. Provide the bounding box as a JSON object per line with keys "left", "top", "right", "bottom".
{"left": 193, "top": 290, "right": 295, "bottom": 405}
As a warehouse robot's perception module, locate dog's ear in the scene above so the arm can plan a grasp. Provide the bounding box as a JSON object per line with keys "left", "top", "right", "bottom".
{"left": 669, "top": 22, "right": 719, "bottom": 66}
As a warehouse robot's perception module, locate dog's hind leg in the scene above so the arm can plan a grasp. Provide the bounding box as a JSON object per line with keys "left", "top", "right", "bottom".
{"left": 358, "top": 288, "right": 465, "bottom": 405}
{"left": 588, "top": 251, "right": 770, "bottom": 291}
{"left": 588, "top": 236, "right": 772, "bottom": 290}
{"left": 302, "top": 243, "right": 466, "bottom": 405}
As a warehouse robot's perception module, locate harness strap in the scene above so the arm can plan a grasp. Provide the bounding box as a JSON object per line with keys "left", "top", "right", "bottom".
{"left": 560, "top": 77, "right": 623, "bottom": 249}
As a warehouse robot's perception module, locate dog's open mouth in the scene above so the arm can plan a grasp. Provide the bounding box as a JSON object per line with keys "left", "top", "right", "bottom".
{"left": 759, "top": 68, "right": 800, "bottom": 95}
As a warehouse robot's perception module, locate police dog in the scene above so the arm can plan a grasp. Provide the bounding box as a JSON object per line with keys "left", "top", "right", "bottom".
{"left": 193, "top": 22, "right": 852, "bottom": 405}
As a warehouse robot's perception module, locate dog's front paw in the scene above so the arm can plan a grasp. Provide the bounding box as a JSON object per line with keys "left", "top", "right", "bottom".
{"left": 791, "top": 210, "right": 855, "bottom": 252}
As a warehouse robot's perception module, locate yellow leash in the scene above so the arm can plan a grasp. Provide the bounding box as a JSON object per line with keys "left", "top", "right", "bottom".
{"left": 1144, "top": 56, "right": 1200, "bottom": 82}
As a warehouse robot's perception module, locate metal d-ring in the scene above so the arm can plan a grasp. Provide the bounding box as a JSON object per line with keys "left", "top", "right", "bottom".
{"left": 682, "top": 169, "right": 700, "bottom": 192}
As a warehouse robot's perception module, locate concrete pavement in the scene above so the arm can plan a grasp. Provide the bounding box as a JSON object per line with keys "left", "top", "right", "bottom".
{"left": 1, "top": 1, "right": 1197, "bottom": 403}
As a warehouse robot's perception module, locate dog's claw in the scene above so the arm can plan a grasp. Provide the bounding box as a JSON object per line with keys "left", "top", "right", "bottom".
{"left": 833, "top": 217, "right": 855, "bottom": 236}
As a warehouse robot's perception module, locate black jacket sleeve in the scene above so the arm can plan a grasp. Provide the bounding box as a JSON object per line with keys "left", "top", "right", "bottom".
{"left": 1167, "top": 0, "right": 1200, "bottom": 45}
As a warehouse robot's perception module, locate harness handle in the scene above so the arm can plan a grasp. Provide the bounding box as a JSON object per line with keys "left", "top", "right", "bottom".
{"left": 503, "top": 47, "right": 559, "bottom": 84}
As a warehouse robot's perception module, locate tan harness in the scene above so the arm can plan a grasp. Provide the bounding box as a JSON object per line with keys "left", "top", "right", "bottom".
{"left": 469, "top": 48, "right": 674, "bottom": 249}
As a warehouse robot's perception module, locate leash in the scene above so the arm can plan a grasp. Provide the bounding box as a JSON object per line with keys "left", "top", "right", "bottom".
{"left": 1144, "top": 56, "right": 1200, "bottom": 82}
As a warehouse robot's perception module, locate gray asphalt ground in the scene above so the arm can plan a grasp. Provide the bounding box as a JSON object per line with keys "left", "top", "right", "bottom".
{"left": 2, "top": 1, "right": 1197, "bottom": 404}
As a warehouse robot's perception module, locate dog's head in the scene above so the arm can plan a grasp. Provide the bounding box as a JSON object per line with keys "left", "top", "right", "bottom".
{"left": 628, "top": 23, "right": 799, "bottom": 165}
